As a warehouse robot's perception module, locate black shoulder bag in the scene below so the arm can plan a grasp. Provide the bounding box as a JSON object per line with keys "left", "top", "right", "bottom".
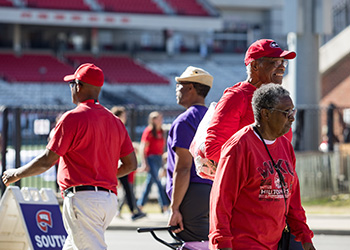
{"left": 253, "top": 126, "right": 290, "bottom": 250}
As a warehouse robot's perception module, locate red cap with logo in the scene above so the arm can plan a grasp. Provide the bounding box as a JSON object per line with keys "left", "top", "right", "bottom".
{"left": 64, "top": 63, "right": 104, "bottom": 87}
{"left": 244, "top": 39, "right": 296, "bottom": 66}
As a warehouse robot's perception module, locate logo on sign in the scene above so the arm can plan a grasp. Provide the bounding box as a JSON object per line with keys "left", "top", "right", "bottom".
{"left": 36, "top": 210, "right": 53, "bottom": 233}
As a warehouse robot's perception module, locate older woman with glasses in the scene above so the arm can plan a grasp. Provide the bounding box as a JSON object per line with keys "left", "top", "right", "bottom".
{"left": 209, "top": 84, "right": 315, "bottom": 250}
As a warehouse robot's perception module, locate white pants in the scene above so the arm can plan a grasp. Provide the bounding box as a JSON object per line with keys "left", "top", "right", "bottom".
{"left": 62, "top": 190, "right": 118, "bottom": 250}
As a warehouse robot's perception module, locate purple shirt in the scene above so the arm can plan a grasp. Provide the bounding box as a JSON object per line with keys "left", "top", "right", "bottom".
{"left": 166, "top": 105, "right": 213, "bottom": 199}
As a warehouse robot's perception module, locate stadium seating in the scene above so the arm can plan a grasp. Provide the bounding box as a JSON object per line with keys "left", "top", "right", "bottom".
{"left": 13, "top": 0, "right": 211, "bottom": 16}
{"left": 97, "top": 0, "right": 164, "bottom": 14}
{"left": 0, "top": 52, "right": 169, "bottom": 84}
{"left": 0, "top": 53, "right": 251, "bottom": 105}
{"left": 26, "top": 0, "right": 91, "bottom": 11}
{"left": 99, "top": 57, "right": 247, "bottom": 105}
{"left": 0, "top": 52, "right": 74, "bottom": 82}
{"left": 165, "top": 0, "right": 209, "bottom": 16}
{"left": 65, "top": 54, "right": 169, "bottom": 84}
{"left": 0, "top": 0, "right": 13, "bottom": 7}
{"left": 145, "top": 57, "right": 246, "bottom": 103}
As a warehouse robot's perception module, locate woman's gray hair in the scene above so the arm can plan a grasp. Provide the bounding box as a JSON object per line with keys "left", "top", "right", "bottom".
{"left": 252, "top": 83, "right": 290, "bottom": 122}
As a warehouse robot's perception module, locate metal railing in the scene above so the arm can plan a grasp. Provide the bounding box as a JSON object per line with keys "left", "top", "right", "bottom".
{"left": 1, "top": 104, "right": 350, "bottom": 201}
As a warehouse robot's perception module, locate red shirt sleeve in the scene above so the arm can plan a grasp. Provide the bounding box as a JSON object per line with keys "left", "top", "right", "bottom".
{"left": 209, "top": 142, "right": 249, "bottom": 249}
{"left": 205, "top": 88, "right": 248, "bottom": 162}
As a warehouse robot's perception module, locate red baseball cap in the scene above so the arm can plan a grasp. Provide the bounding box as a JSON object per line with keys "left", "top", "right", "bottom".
{"left": 244, "top": 39, "right": 296, "bottom": 66}
{"left": 64, "top": 63, "right": 104, "bottom": 87}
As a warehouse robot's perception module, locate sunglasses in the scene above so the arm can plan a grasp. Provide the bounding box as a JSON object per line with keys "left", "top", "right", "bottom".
{"left": 272, "top": 60, "right": 288, "bottom": 68}
{"left": 259, "top": 58, "right": 288, "bottom": 68}
{"left": 69, "top": 79, "right": 83, "bottom": 88}
{"left": 269, "top": 108, "right": 297, "bottom": 118}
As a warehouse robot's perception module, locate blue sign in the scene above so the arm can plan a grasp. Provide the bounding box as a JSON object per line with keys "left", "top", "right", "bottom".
{"left": 20, "top": 204, "right": 67, "bottom": 250}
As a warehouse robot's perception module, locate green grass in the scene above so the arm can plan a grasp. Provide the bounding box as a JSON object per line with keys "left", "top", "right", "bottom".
{"left": 120, "top": 200, "right": 164, "bottom": 215}
{"left": 302, "top": 194, "right": 350, "bottom": 215}
{"left": 120, "top": 195, "right": 350, "bottom": 215}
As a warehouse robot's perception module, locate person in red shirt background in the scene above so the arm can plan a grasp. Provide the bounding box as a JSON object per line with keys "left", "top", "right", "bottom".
{"left": 137, "top": 111, "right": 169, "bottom": 213}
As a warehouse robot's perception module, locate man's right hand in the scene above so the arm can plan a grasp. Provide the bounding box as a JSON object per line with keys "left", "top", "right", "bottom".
{"left": 2, "top": 169, "right": 20, "bottom": 186}
{"left": 167, "top": 209, "right": 184, "bottom": 234}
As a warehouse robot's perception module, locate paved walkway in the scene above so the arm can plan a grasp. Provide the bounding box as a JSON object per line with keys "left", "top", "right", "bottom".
{"left": 107, "top": 212, "right": 350, "bottom": 235}
{"left": 306, "top": 214, "right": 350, "bottom": 235}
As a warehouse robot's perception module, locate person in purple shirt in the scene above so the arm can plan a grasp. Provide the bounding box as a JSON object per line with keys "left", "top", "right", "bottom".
{"left": 166, "top": 66, "right": 213, "bottom": 242}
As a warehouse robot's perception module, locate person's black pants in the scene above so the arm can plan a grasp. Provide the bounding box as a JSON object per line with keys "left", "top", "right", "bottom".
{"left": 290, "top": 234, "right": 303, "bottom": 250}
{"left": 176, "top": 183, "right": 212, "bottom": 242}
{"left": 118, "top": 175, "right": 136, "bottom": 213}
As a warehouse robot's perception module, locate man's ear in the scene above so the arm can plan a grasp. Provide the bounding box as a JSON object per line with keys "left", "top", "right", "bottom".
{"left": 187, "top": 83, "right": 195, "bottom": 93}
{"left": 251, "top": 60, "right": 260, "bottom": 71}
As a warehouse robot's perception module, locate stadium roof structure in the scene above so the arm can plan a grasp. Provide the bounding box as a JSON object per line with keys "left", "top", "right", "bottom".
{"left": 0, "top": 7, "right": 222, "bottom": 31}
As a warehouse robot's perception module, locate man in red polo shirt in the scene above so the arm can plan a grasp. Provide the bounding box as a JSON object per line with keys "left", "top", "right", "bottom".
{"left": 2, "top": 63, "right": 137, "bottom": 250}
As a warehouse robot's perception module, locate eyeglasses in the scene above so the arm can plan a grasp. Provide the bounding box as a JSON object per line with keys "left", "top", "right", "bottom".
{"left": 272, "top": 60, "right": 288, "bottom": 68}
{"left": 259, "top": 58, "right": 288, "bottom": 68}
{"left": 269, "top": 108, "right": 297, "bottom": 118}
{"left": 69, "top": 79, "right": 82, "bottom": 88}
{"left": 69, "top": 81, "right": 76, "bottom": 88}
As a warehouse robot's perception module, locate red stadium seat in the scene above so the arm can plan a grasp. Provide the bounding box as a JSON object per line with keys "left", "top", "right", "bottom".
{"left": 165, "top": 0, "right": 209, "bottom": 16}
{"left": 0, "top": 0, "right": 13, "bottom": 7}
{"left": 65, "top": 54, "right": 169, "bottom": 84}
{"left": 26, "top": 0, "right": 91, "bottom": 11}
{"left": 0, "top": 52, "right": 75, "bottom": 82}
{"left": 97, "top": 0, "right": 164, "bottom": 14}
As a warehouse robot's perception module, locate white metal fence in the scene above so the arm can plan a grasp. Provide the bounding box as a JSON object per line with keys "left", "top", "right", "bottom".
{"left": 296, "top": 148, "right": 350, "bottom": 201}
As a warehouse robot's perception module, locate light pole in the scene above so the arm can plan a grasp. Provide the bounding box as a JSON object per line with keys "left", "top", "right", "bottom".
{"left": 284, "top": 0, "right": 332, "bottom": 151}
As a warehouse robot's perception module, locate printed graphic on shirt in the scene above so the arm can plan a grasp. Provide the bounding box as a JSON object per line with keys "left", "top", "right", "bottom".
{"left": 257, "top": 159, "right": 294, "bottom": 201}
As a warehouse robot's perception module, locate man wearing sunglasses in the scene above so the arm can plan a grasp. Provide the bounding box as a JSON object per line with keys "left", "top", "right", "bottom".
{"left": 205, "top": 39, "right": 296, "bottom": 169}
{"left": 2, "top": 63, "right": 137, "bottom": 250}
{"left": 204, "top": 39, "right": 304, "bottom": 249}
